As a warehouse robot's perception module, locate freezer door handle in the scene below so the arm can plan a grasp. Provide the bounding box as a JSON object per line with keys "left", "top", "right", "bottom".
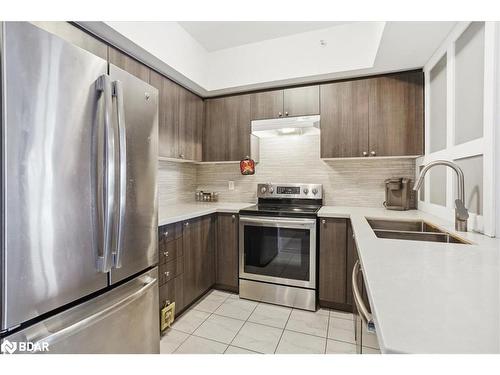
{"left": 112, "top": 80, "right": 127, "bottom": 269}
{"left": 31, "top": 275, "right": 157, "bottom": 348}
{"left": 95, "top": 75, "right": 115, "bottom": 273}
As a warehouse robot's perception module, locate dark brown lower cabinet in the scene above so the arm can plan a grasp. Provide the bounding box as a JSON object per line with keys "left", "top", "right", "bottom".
{"left": 318, "top": 218, "right": 365, "bottom": 312}
{"left": 157, "top": 213, "right": 240, "bottom": 328}
{"left": 346, "top": 221, "right": 358, "bottom": 307}
{"left": 159, "top": 274, "right": 184, "bottom": 312}
{"left": 182, "top": 215, "right": 215, "bottom": 307}
{"left": 215, "top": 214, "right": 239, "bottom": 292}
{"left": 319, "top": 218, "right": 348, "bottom": 310}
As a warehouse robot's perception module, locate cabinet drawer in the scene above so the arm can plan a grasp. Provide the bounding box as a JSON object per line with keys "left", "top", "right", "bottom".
{"left": 159, "top": 256, "right": 183, "bottom": 286}
{"left": 159, "top": 222, "right": 182, "bottom": 243}
{"left": 159, "top": 237, "right": 183, "bottom": 265}
{"left": 159, "top": 274, "right": 184, "bottom": 311}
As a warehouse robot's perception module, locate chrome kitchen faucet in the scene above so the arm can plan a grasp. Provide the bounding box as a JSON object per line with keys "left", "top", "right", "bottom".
{"left": 413, "top": 160, "right": 469, "bottom": 232}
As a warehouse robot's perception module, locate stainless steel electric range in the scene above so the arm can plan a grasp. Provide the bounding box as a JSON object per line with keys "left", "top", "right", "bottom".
{"left": 239, "top": 183, "right": 323, "bottom": 311}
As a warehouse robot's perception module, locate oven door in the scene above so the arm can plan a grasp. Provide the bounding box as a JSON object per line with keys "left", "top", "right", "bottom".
{"left": 239, "top": 216, "right": 316, "bottom": 289}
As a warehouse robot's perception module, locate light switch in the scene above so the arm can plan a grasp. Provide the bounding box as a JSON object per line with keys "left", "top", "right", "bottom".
{"left": 228, "top": 181, "right": 235, "bottom": 190}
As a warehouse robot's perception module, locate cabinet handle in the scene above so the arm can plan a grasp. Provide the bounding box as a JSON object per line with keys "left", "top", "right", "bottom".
{"left": 278, "top": 112, "right": 283, "bottom": 117}
{"left": 285, "top": 111, "right": 289, "bottom": 116}
{"left": 164, "top": 271, "right": 170, "bottom": 277}
{"left": 163, "top": 251, "right": 169, "bottom": 257}
{"left": 179, "top": 154, "right": 185, "bottom": 159}
{"left": 321, "top": 219, "right": 326, "bottom": 224}
{"left": 370, "top": 151, "right": 376, "bottom": 157}
{"left": 162, "top": 231, "right": 169, "bottom": 238}
{"left": 232, "top": 214, "right": 236, "bottom": 221}
{"left": 362, "top": 151, "right": 368, "bottom": 157}
{"left": 184, "top": 222, "right": 189, "bottom": 227}
{"left": 352, "top": 260, "right": 372, "bottom": 325}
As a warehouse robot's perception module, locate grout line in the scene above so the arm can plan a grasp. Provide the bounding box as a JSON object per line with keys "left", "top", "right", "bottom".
{"left": 227, "top": 300, "right": 260, "bottom": 349}
{"left": 273, "top": 307, "right": 293, "bottom": 354}
{"left": 324, "top": 309, "right": 331, "bottom": 354}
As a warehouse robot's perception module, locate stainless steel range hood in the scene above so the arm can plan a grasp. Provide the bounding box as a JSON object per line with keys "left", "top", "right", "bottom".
{"left": 251, "top": 115, "right": 320, "bottom": 138}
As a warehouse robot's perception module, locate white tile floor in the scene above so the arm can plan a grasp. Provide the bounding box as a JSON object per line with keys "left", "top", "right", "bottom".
{"left": 160, "top": 289, "right": 381, "bottom": 354}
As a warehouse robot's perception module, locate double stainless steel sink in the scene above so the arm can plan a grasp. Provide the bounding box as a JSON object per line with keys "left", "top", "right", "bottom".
{"left": 367, "top": 219, "right": 470, "bottom": 244}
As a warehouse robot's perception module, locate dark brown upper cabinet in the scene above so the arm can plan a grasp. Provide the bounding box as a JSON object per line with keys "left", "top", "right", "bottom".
{"left": 283, "top": 86, "right": 320, "bottom": 117}
{"left": 203, "top": 94, "right": 251, "bottom": 162}
{"left": 320, "top": 80, "right": 369, "bottom": 158}
{"left": 215, "top": 214, "right": 239, "bottom": 292}
{"left": 250, "top": 90, "right": 284, "bottom": 120}
{"left": 150, "top": 71, "right": 180, "bottom": 159}
{"left": 150, "top": 71, "right": 203, "bottom": 161}
{"left": 368, "top": 71, "right": 424, "bottom": 157}
{"left": 108, "top": 47, "right": 150, "bottom": 83}
{"left": 179, "top": 88, "right": 203, "bottom": 161}
{"left": 250, "top": 86, "right": 319, "bottom": 120}
{"left": 320, "top": 71, "right": 424, "bottom": 158}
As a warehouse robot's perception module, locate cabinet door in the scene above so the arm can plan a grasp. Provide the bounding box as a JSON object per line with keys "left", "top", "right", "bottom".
{"left": 215, "top": 214, "right": 239, "bottom": 292}
{"left": 182, "top": 218, "right": 200, "bottom": 305}
{"left": 199, "top": 215, "right": 216, "bottom": 293}
{"left": 283, "top": 86, "right": 319, "bottom": 117}
{"left": 250, "top": 90, "right": 284, "bottom": 120}
{"left": 179, "top": 88, "right": 203, "bottom": 161}
{"left": 226, "top": 95, "right": 251, "bottom": 161}
{"left": 319, "top": 218, "right": 348, "bottom": 306}
{"left": 368, "top": 71, "right": 424, "bottom": 156}
{"left": 203, "top": 98, "right": 226, "bottom": 161}
{"left": 108, "top": 47, "right": 150, "bottom": 82}
{"left": 320, "top": 80, "right": 369, "bottom": 158}
{"left": 346, "top": 221, "right": 358, "bottom": 309}
{"left": 150, "top": 71, "right": 180, "bottom": 158}
{"left": 203, "top": 95, "right": 251, "bottom": 161}
{"left": 182, "top": 216, "right": 215, "bottom": 306}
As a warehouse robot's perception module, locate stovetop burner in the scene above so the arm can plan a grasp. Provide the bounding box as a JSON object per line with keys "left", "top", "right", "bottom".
{"left": 240, "top": 183, "right": 323, "bottom": 218}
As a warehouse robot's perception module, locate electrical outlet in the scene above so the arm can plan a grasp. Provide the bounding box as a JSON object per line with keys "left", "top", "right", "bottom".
{"left": 228, "top": 181, "right": 235, "bottom": 190}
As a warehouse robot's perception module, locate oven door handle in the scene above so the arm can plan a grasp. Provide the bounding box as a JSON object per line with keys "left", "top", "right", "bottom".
{"left": 240, "top": 216, "right": 316, "bottom": 227}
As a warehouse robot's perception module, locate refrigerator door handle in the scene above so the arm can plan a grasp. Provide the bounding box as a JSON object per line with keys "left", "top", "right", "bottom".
{"left": 95, "top": 75, "right": 115, "bottom": 273}
{"left": 112, "top": 80, "right": 127, "bottom": 269}
{"left": 31, "top": 275, "right": 157, "bottom": 348}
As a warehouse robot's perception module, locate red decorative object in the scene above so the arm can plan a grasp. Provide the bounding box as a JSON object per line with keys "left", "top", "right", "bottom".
{"left": 240, "top": 156, "right": 255, "bottom": 175}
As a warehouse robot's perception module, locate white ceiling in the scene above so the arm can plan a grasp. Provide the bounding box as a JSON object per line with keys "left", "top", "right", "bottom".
{"left": 177, "top": 21, "right": 352, "bottom": 51}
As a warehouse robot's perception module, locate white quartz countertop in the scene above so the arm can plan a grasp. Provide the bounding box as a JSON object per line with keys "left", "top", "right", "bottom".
{"left": 158, "top": 202, "right": 255, "bottom": 226}
{"left": 318, "top": 206, "right": 500, "bottom": 354}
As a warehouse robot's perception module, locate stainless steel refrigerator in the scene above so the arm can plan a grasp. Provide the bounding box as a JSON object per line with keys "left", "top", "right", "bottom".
{"left": 0, "top": 22, "right": 159, "bottom": 353}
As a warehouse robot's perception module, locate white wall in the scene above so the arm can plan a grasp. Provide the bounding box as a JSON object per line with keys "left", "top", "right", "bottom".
{"left": 105, "top": 21, "right": 208, "bottom": 86}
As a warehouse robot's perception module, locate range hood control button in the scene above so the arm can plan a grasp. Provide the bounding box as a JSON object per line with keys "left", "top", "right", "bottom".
{"left": 260, "top": 187, "right": 267, "bottom": 194}
{"left": 303, "top": 188, "right": 309, "bottom": 194}
{"left": 312, "top": 188, "right": 318, "bottom": 195}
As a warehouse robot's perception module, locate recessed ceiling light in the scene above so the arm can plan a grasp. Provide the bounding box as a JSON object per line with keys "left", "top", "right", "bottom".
{"left": 320, "top": 39, "right": 327, "bottom": 46}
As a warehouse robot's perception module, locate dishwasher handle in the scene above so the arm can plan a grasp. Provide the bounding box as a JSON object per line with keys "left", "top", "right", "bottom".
{"left": 352, "top": 260, "right": 373, "bottom": 325}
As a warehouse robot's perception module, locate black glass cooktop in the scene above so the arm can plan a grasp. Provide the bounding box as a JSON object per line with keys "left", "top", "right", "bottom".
{"left": 240, "top": 199, "right": 322, "bottom": 218}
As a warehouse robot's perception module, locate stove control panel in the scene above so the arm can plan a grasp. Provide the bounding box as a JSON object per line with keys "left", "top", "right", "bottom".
{"left": 257, "top": 183, "right": 323, "bottom": 199}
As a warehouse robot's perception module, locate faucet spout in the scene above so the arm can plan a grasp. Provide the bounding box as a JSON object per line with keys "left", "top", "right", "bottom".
{"left": 413, "top": 160, "right": 469, "bottom": 232}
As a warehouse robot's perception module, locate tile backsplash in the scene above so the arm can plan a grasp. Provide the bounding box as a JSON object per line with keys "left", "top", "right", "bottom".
{"left": 159, "top": 134, "right": 417, "bottom": 209}
{"left": 158, "top": 160, "right": 197, "bottom": 215}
